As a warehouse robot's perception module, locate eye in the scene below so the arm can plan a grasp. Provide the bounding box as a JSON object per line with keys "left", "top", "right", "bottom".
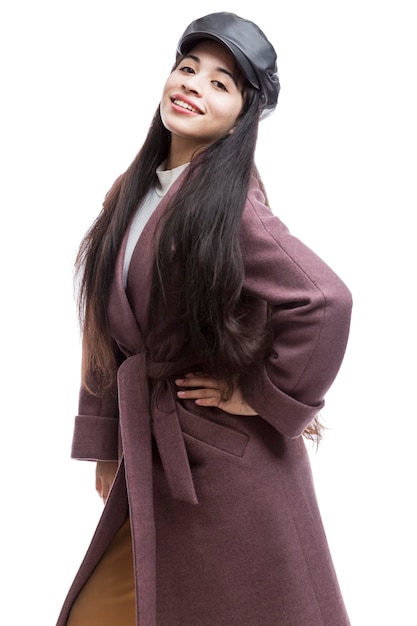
{"left": 212, "top": 80, "right": 228, "bottom": 91}
{"left": 179, "top": 65, "right": 195, "bottom": 75}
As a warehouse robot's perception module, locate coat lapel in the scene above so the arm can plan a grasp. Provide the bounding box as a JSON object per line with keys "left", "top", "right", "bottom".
{"left": 108, "top": 227, "right": 143, "bottom": 355}
{"left": 121, "top": 170, "right": 189, "bottom": 340}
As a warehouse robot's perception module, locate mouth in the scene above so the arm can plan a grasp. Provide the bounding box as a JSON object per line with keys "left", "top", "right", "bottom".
{"left": 171, "top": 97, "right": 203, "bottom": 115}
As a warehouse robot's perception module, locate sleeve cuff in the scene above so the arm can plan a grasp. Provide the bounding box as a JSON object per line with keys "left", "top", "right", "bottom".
{"left": 71, "top": 415, "right": 119, "bottom": 461}
{"left": 242, "top": 366, "right": 324, "bottom": 438}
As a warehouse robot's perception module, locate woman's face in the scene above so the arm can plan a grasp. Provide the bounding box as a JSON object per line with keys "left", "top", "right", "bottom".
{"left": 160, "top": 40, "right": 245, "bottom": 166}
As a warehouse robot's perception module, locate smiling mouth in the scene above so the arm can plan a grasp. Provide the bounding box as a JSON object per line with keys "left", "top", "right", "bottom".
{"left": 172, "top": 98, "right": 203, "bottom": 114}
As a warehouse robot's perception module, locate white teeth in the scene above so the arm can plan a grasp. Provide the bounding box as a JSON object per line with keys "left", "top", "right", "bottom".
{"left": 173, "top": 99, "right": 199, "bottom": 113}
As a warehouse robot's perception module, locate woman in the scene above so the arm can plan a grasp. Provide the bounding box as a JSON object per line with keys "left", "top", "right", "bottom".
{"left": 57, "top": 12, "right": 352, "bottom": 626}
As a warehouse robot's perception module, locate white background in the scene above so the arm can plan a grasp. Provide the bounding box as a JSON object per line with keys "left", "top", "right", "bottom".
{"left": 1, "top": 1, "right": 416, "bottom": 624}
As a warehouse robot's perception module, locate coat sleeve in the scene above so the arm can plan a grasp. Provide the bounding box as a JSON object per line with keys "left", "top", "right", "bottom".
{"left": 71, "top": 341, "right": 124, "bottom": 461}
{"left": 70, "top": 177, "right": 125, "bottom": 462}
{"left": 71, "top": 385, "right": 120, "bottom": 462}
{"left": 239, "top": 183, "right": 353, "bottom": 438}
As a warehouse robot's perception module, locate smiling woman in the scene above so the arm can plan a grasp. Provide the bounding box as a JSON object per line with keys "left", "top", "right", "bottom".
{"left": 160, "top": 41, "right": 245, "bottom": 166}
{"left": 56, "top": 11, "right": 352, "bottom": 626}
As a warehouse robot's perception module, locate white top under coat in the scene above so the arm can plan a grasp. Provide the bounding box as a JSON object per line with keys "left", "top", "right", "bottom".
{"left": 123, "top": 162, "right": 189, "bottom": 288}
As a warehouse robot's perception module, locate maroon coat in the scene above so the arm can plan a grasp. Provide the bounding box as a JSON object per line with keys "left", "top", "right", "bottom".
{"left": 57, "top": 172, "right": 352, "bottom": 625}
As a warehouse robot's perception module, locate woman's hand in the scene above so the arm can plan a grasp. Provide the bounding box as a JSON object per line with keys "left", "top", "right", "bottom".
{"left": 175, "top": 373, "right": 257, "bottom": 416}
{"left": 95, "top": 461, "right": 119, "bottom": 503}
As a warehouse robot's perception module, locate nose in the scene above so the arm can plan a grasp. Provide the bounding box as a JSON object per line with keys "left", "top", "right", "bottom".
{"left": 182, "top": 75, "right": 202, "bottom": 96}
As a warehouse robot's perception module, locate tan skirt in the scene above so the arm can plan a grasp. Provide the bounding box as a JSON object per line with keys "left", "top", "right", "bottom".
{"left": 66, "top": 517, "right": 136, "bottom": 626}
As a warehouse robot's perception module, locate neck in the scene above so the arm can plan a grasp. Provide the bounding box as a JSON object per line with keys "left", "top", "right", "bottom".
{"left": 167, "top": 136, "right": 206, "bottom": 169}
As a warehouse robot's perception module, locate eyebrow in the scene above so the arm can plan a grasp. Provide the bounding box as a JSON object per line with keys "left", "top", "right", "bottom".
{"left": 182, "top": 53, "right": 238, "bottom": 86}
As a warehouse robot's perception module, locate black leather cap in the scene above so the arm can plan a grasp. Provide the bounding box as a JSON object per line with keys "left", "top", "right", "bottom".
{"left": 177, "top": 12, "right": 280, "bottom": 117}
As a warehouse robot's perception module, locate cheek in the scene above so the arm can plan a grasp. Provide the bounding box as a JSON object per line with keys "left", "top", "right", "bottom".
{"left": 224, "top": 105, "right": 243, "bottom": 132}
{"left": 161, "top": 76, "right": 172, "bottom": 101}
{"left": 214, "top": 94, "right": 241, "bottom": 122}
{"left": 161, "top": 70, "right": 179, "bottom": 97}
{"left": 160, "top": 77, "right": 175, "bottom": 120}
{"left": 224, "top": 95, "right": 244, "bottom": 127}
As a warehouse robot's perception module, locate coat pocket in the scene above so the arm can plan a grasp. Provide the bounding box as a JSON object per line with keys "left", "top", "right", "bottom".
{"left": 177, "top": 403, "right": 250, "bottom": 458}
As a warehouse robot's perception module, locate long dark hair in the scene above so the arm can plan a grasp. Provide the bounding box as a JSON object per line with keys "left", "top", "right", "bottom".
{"left": 150, "top": 87, "right": 266, "bottom": 386}
{"left": 75, "top": 105, "right": 171, "bottom": 391}
{"left": 75, "top": 67, "right": 323, "bottom": 442}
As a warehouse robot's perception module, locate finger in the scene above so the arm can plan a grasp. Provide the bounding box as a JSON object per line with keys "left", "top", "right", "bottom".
{"left": 97, "top": 489, "right": 105, "bottom": 501}
{"left": 95, "top": 477, "right": 102, "bottom": 495}
{"left": 195, "top": 396, "right": 222, "bottom": 407}
{"left": 101, "top": 480, "right": 112, "bottom": 503}
{"left": 175, "top": 375, "right": 221, "bottom": 389}
{"left": 177, "top": 387, "right": 220, "bottom": 400}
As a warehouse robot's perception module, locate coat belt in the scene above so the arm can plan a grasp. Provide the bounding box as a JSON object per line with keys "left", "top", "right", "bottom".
{"left": 118, "top": 352, "right": 198, "bottom": 504}
{"left": 116, "top": 352, "right": 198, "bottom": 625}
